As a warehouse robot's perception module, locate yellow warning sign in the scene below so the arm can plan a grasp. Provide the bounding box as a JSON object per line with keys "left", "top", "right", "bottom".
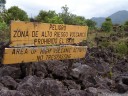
{"left": 2, "top": 46, "right": 87, "bottom": 64}
{"left": 10, "top": 21, "right": 88, "bottom": 47}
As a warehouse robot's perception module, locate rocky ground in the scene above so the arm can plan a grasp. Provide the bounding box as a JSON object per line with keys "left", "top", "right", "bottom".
{"left": 0, "top": 40, "right": 128, "bottom": 96}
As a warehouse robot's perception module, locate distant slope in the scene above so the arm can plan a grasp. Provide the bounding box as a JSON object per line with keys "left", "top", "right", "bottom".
{"left": 109, "top": 10, "right": 128, "bottom": 24}
{"left": 91, "top": 10, "right": 128, "bottom": 27}
{"left": 91, "top": 17, "right": 105, "bottom": 27}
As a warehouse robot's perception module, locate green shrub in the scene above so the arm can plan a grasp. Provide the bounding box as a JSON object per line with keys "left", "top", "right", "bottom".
{"left": 99, "top": 41, "right": 110, "bottom": 48}
{"left": 0, "top": 22, "right": 7, "bottom": 30}
{"left": 0, "top": 22, "right": 9, "bottom": 42}
{"left": 115, "top": 42, "right": 128, "bottom": 55}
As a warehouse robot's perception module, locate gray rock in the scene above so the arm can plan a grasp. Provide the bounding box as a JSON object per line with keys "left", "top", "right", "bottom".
{"left": 0, "top": 89, "right": 25, "bottom": 96}
{"left": 87, "top": 87, "right": 98, "bottom": 95}
{"left": 0, "top": 76, "right": 18, "bottom": 90}
{"left": 64, "top": 89, "right": 94, "bottom": 96}
{"left": 44, "top": 60, "right": 68, "bottom": 78}
{"left": 63, "top": 80, "right": 81, "bottom": 90}
{"left": 17, "top": 76, "right": 41, "bottom": 96}
{"left": 37, "top": 79, "right": 67, "bottom": 96}
{"left": 0, "top": 66, "right": 21, "bottom": 79}
{"left": 72, "top": 62, "right": 81, "bottom": 68}
{"left": 70, "top": 64, "right": 96, "bottom": 79}
{"left": 115, "top": 75, "right": 128, "bottom": 93}
{"left": 32, "top": 62, "right": 47, "bottom": 78}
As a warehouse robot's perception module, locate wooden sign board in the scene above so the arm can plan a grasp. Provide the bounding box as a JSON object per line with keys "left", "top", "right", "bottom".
{"left": 2, "top": 45, "right": 87, "bottom": 64}
{"left": 10, "top": 21, "right": 88, "bottom": 47}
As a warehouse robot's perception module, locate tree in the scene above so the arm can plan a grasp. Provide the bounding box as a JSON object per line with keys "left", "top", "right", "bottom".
{"left": 101, "top": 18, "right": 113, "bottom": 32}
{"left": 86, "top": 19, "right": 96, "bottom": 30}
{"left": 6, "top": 6, "right": 28, "bottom": 24}
{"left": 70, "top": 15, "right": 86, "bottom": 25}
{"left": 59, "top": 5, "right": 70, "bottom": 24}
{"left": 123, "top": 21, "right": 128, "bottom": 32}
{"left": 59, "top": 5, "right": 86, "bottom": 25}
{"left": 36, "top": 10, "right": 63, "bottom": 24}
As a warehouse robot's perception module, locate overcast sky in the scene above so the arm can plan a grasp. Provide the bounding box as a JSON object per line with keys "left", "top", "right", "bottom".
{"left": 5, "top": 0, "right": 128, "bottom": 19}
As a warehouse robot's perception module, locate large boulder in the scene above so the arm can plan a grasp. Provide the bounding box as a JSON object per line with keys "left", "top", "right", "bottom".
{"left": 115, "top": 74, "right": 128, "bottom": 93}
{"left": 44, "top": 60, "right": 69, "bottom": 79}
{"left": 63, "top": 80, "right": 81, "bottom": 90}
{"left": 17, "top": 76, "right": 41, "bottom": 96}
{"left": 0, "top": 89, "right": 24, "bottom": 96}
{"left": 0, "top": 76, "right": 18, "bottom": 90}
{"left": 37, "top": 79, "right": 67, "bottom": 96}
{"left": 64, "top": 89, "right": 94, "bottom": 96}
{"left": 17, "top": 76, "right": 67, "bottom": 96}
{"left": 0, "top": 66, "right": 21, "bottom": 79}
{"left": 32, "top": 62, "right": 47, "bottom": 78}
{"left": 70, "top": 64, "right": 96, "bottom": 79}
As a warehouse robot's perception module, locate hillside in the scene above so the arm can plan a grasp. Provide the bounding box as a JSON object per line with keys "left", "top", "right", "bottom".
{"left": 91, "top": 10, "right": 128, "bottom": 27}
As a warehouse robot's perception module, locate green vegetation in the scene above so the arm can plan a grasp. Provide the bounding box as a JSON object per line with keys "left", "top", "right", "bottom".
{"left": 0, "top": 22, "right": 9, "bottom": 42}
{"left": 0, "top": 4, "right": 128, "bottom": 58}
{"left": 6, "top": 6, "right": 29, "bottom": 24}
{"left": 114, "top": 41, "right": 128, "bottom": 56}
{"left": 36, "top": 10, "right": 63, "bottom": 24}
{"left": 101, "top": 18, "right": 113, "bottom": 32}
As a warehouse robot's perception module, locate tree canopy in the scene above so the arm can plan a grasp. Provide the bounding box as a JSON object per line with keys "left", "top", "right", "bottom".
{"left": 36, "top": 10, "right": 63, "bottom": 24}
{"left": 0, "top": 4, "right": 97, "bottom": 29}
{"left": 101, "top": 18, "right": 113, "bottom": 32}
{"left": 5, "top": 6, "right": 29, "bottom": 24}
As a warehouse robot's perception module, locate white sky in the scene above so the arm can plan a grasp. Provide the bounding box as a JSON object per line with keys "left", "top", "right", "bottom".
{"left": 5, "top": 0, "right": 128, "bottom": 19}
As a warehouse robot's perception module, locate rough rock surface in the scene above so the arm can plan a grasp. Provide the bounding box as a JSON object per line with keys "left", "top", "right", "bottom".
{"left": 0, "top": 42, "right": 128, "bottom": 96}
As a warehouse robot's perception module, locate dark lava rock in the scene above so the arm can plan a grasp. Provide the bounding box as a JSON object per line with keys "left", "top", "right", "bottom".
{"left": 70, "top": 64, "right": 96, "bottom": 79}
{"left": 44, "top": 60, "right": 68, "bottom": 79}
{"left": 70, "top": 64, "right": 98, "bottom": 89}
{"left": 17, "top": 75, "right": 67, "bottom": 96}
{"left": 17, "top": 75, "right": 41, "bottom": 96}
{"left": 0, "top": 76, "right": 18, "bottom": 90}
{"left": 0, "top": 66, "right": 21, "bottom": 79}
{"left": 63, "top": 80, "right": 81, "bottom": 90}
{"left": 64, "top": 89, "right": 94, "bottom": 96}
{"left": 0, "top": 89, "right": 25, "bottom": 96}
{"left": 32, "top": 62, "right": 47, "bottom": 78}
{"left": 115, "top": 74, "right": 128, "bottom": 93}
{"left": 37, "top": 79, "right": 67, "bottom": 96}
{"left": 87, "top": 87, "right": 98, "bottom": 95}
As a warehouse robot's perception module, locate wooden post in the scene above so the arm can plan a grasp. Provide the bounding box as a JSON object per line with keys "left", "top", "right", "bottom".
{"left": 67, "top": 59, "right": 74, "bottom": 74}
{"left": 26, "top": 62, "right": 33, "bottom": 76}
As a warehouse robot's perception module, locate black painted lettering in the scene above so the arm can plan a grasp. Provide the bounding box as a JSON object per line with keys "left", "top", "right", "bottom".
{"left": 59, "top": 38, "right": 64, "bottom": 44}
{"left": 24, "top": 49, "right": 28, "bottom": 54}
{"left": 40, "top": 48, "right": 52, "bottom": 54}
{"left": 13, "top": 31, "right": 17, "bottom": 37}
{"left": 54, "top": 32, "right": 68, "bottom": 37}
{"left": 46, "top": 54, "right": 71, "bottom": 60}
{"left": 53, "top": 47, "right": 71, "bottom": 53}
{"left": 34, "top": 38, "right": 57, "bottom": 45}
{"left": 70, "top": 32, "right": 85, "bottom": 37}
{"left": 73, "top": 47, "right": 85, "bottom": 52}
{"left": 13, "top": 29, "right": 29, "bottom": 37}
{"left": 32, "top": 31, "right": 38, "bottom": 37}
{"left": 41, "top": 31, "right": 52, "bottom": 37}
{"left": 66, "top": 38, "right": 74, "bottom": 44}
{"left": 37, "top": 55, "right": 43, "bottom": 61}
{"left": 49, "top": 24, "right": 54, "bottom": 30}
{"left": 16, "top": 49, "right": 20, "bottom": 54}
{"left": 31, "top": 49, "right": 36, "bottom": 54}
{"left": 12, "top": 49, "right": 16, "bottom": 54}
{"left": 49, "top": 24, "right": 66, "bottom": 31}
{"left": 12, "top": 48, "right": 28, "bottom": 54}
